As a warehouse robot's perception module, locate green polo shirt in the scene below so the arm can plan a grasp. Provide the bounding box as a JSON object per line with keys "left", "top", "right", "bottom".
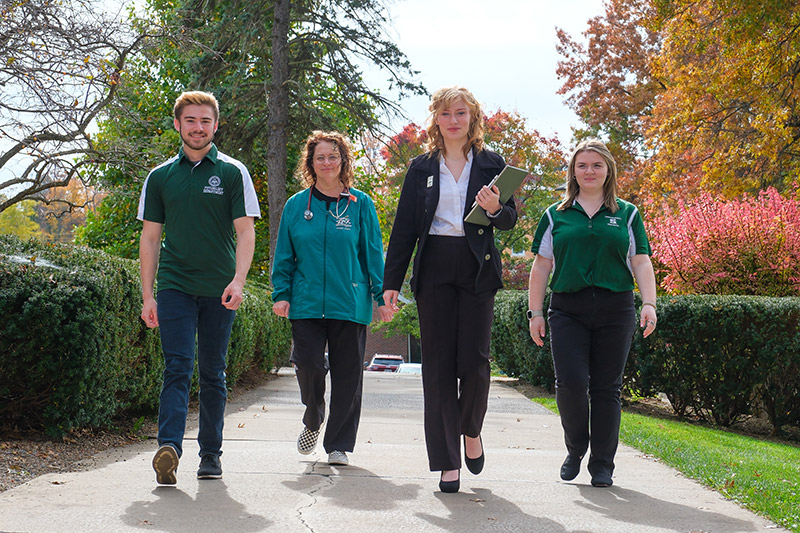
{"left": 531, "top": 198, "right": 651, "bottom": 293}
{"left": 137, "top": 144, "right": 261, "bottom": 297}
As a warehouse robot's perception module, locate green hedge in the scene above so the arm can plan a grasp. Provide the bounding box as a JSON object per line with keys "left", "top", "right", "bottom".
{"left": 491, "top": 290, "right": 800, "bottom": 435}
{"left": 0, "top": 235, "right": 291, "bottom": 437}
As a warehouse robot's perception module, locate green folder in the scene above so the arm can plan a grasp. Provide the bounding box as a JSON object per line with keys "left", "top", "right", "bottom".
{"left": 464, "top": 165, "right": 528, "bottom": 226}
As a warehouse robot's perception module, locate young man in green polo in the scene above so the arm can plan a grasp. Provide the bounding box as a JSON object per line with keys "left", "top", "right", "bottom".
{"left": 138, "top": 91, "right": 260, "bottom": 485}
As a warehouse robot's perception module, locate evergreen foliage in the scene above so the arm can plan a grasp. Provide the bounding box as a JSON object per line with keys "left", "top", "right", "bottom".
{"left": 0, "top": 236, "right": 290, "bottom": 436}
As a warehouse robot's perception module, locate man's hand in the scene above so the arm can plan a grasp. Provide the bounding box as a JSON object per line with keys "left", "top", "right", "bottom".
{"left": 221, "top": 279, "right": 245, "bottom": 310}
{"left": 141, "top": 297, "right": 159, "bottom": 328}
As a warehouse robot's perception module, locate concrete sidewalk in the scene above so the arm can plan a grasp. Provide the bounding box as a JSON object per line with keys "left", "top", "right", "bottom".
{"left": 0, "top": 369, "right": 784, "bottom": 532}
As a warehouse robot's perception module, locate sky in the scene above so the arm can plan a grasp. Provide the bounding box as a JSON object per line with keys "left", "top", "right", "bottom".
{"left": 1, "top": 0, "right": 604, "bottom": 191}
{"left": 363, "top": 0, "right": 606, "bottom": 146}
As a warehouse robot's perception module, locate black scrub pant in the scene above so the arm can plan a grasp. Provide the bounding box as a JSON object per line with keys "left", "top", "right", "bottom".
{"left": 290, "top": 318, "right": 366, "bottom": 454}
{"left": 416, "top": 235, "right": 495, "bottom": 472}
{"left": 548, "top": 288, "right": 636, "bottom": 477}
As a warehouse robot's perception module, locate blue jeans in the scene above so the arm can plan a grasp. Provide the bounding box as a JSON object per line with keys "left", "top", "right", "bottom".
{"left": 156, "top": 289, "right": 235, "bottom": 458}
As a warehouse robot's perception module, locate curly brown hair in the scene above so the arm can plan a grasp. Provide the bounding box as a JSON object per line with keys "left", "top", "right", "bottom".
{"left": 296, "top": 131, "right": 355, "bottom": 189}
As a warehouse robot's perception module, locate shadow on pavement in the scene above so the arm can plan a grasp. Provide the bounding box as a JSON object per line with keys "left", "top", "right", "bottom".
{"left": 122, "top": 480, "right": 270, "bottom": 532}
{"left": 282, "top": 461, "right": 423, "bottom": 510}
{"left": 417, "top": 487, "right": 578, "bottom": 532}
{"left": 576, "top": 484, "right": 757, "bottom": 532}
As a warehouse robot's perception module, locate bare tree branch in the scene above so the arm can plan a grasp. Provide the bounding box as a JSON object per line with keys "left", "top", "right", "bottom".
{"left": 0, "top": 0, "right": 148, "bottom": 212}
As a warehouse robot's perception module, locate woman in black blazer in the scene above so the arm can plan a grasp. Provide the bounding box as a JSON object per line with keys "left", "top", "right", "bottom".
{"left": 383, "top": 86, "right": 517, "bottom": 493}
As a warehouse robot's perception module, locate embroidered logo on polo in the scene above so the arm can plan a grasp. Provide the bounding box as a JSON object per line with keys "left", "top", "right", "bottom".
{"left": 334, "top": 215, "right": 352, "bottom": 231}
{"left": 203, "top": 176, "right": 224, "bottom": 195}
{"left": 605, "top": 216, "right": 621, "bottom": 227}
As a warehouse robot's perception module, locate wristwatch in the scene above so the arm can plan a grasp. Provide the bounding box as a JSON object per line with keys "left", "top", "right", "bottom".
{"left": 526, "top": 309, "right": 544, "bottom": 319}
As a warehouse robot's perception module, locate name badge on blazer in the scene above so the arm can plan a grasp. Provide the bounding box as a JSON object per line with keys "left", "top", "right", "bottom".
{"left": 426, "top": 175, "right": 433, "bottom": 188}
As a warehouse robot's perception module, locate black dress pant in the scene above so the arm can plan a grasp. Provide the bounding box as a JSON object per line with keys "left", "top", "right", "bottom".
{"left": 548, "top": 288, "right": 636, "bottom": 476}
{"left": 290, "top": 318, "right": 366, "bottom": 454}
{"left": 416, "top": 235, "right": 495, "bottom": 471}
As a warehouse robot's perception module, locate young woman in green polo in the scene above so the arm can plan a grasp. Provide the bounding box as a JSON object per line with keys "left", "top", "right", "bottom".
{"left": 528, "top": 138, "right": 657, "bottom": 488}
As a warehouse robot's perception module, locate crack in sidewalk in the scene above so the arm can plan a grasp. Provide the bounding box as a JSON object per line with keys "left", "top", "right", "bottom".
{"left": 296, "top": 460, "right": 336, "bottom": 532}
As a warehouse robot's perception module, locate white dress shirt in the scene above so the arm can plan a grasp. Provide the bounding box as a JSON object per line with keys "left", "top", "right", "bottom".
{"left": 429, "top": 151, "right": 473, "bottom": 236}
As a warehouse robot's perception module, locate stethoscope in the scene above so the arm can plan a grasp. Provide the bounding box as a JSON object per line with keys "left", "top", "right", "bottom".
{"left": 304, "top": 184, "right": 352, "bottom": 221}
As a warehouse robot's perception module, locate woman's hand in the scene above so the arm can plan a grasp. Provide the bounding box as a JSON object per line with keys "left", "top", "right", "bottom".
{"left": 529, "top": 316, "right": 546, "bottom": 346}
{"left": 377, "top": 305, "right": 394, "bottom": 322}
{"left": 272, "top": 300, "right": 290, "bottom": 318}
{"left": 640, "top": 305, "right": 657, "bottom": 338}
{"left": 475, "top": 184, "right": 502, "bottom": 215}
{"left": 383, "top": 290, "right": 400, "bottom": 311}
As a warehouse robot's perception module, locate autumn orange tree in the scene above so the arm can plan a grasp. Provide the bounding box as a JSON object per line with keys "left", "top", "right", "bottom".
{"left": 557, "top": 0, "right": 800, "bottom": 205}
{"left": 647, "top": 0, "right": 800, "bottom": 198}
{"left": 556, "top": 0, "right": 661, "bottom": 202}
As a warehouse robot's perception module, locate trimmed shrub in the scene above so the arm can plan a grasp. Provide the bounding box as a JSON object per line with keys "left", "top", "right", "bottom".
{"left": 633, "top": 295, "right": 800, "bottom": 431}
{"left": 491, "top": 290, "right": 555, "bottom": 390}
{"left": 0, "top": 235, "right": 290, "bottom": 436}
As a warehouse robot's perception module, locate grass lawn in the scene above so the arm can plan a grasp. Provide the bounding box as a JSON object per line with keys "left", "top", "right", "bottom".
{"left": 531, "top": 398, "right": 800, "bottom": 532}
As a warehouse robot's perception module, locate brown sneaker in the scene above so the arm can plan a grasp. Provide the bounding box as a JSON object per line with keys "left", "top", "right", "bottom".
{"left": 152, "top": 444, "right": 179, "bottom": 485}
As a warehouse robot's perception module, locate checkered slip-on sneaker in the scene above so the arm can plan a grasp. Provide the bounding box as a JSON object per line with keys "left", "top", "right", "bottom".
{"left": 328, "top": 450, "right": 348, "bottom": 466}
{"left": 152, "top": 444, "right": 179, "bottom": 485}
{"left": 297, "top": 427, "right": 320, "bottom": 455}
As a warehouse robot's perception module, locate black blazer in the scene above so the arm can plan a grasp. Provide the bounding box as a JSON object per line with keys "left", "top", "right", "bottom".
{"left": 383, "top": 147, "right": 517, "bottom": 295}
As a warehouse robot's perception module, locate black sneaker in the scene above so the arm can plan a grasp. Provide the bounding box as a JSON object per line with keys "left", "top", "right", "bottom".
{"left": 197, "top": 454, "right": 222, "bottom": 479}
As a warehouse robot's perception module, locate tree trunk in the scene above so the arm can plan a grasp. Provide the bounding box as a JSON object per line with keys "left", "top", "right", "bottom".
{"left": 267, "top": 0, "right": 291, "bottom": 270}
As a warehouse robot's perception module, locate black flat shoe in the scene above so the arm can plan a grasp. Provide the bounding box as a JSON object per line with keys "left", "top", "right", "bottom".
{"left": 591, "top": 471, "right": 613, "bottom": 487}
{"left": 439, "top": 471, "right": 460, "bottom": 493}
{"left": 464, "top": 435, "right": 484, "bottom": 475}
{"left": 560, "top": 454, "right": 582, "bottom": 481}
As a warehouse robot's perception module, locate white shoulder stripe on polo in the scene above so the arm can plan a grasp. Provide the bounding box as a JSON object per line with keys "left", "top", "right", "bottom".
{"left": 218, "top": 152, "right": 261, "bottom": 218}
{"left": 537, "top": 208, "right": 555, "bottom": 260}
{"left": 137, "top": 155, "right": 178, "bottom": 221}
{"left": 626, "top": 205, "right": 639, "bottom": 274}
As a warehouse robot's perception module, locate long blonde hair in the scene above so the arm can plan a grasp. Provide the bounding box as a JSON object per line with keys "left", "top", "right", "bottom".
{"left": 424, "top": 86, "right": 485, "bottom": 158}
{"left": 296, "top": 131, "right": 355, "bottom": 188}
{"left": 557, "top": 138, "right": 619, "bottom": 213}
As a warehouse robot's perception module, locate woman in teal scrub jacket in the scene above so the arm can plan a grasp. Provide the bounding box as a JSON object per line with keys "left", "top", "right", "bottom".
{"left": 272, "top": 131, "right": 393, "bottom": 467}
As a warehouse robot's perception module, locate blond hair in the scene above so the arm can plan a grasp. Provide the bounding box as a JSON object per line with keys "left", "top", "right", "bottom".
{"left": 557, "top": 138, "right": 619, "bottom": 213}
{"left": 424, "top": 86, "right": 485, "bottom": 158}
{"left": 173, "top": 91, "right": 219, "bottom": 121}
{"left": 297, "top": 131, "right": 355, "bottom": 188}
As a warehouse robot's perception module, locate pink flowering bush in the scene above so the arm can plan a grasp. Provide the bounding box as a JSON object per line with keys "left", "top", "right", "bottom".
{"left": 649, "top": 187, "right": 800, "bottom": 296}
